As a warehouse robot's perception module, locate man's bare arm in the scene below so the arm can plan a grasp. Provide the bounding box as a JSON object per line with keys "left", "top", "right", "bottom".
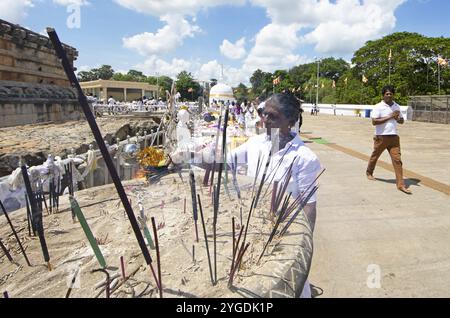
{"left": 372, "top": 111, "right": 398, "bottom": 126}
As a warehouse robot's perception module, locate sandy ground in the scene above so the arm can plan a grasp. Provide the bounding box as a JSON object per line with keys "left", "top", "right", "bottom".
{"left": 0, "top": 170, "right": 311, "bottom": 298}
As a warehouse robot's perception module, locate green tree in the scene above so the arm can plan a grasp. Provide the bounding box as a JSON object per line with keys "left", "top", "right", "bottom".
{"left": 91, "top": 65, "right": 115, "bottom": 80}
{"left": 77, "top": 70, "right": 96, "bottom": 82}
{"left": 250, "top": 69, "right": 273, "bottom": 97}
{"left": 175, "top": 71, "right": 200, "bottom": 101}
{"left": 351, "top": 32, "right": 450, "bottom": 104}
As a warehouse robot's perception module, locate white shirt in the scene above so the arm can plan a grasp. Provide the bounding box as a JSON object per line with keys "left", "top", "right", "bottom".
{"left": 108, "top": 98, "right": 116, "bottom": 105}
{"left": 229, "top": 132, "right": 321, "bottom": 203}
{"left": 371, "top": 101, "right": 402, "bottom": 135}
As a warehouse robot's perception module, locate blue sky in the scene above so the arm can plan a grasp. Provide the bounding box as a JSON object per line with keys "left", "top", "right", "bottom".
{"left": 1, "top": 0, "right": 449, "bottom": 85}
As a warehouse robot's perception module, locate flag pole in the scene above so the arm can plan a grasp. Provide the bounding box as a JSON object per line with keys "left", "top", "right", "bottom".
{"left": 438, "top": 60, "right": 441, "bottom": 95}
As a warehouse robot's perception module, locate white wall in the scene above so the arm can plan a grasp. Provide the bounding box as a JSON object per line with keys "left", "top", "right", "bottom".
{"left": 302, "top": 103, "right": 413, "bottom": 121}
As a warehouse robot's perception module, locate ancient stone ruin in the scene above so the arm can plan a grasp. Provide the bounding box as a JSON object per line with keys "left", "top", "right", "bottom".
{"left": 0, "top": 19, "right": 82, "bottom": 128}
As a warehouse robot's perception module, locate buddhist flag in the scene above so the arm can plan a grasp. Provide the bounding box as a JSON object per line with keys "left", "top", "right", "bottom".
{"left": 438, "top": 56, "right": 448, "bottom": 67}
{"left": 272, "top": 76, "right": 281, "bottom": 85}
{"left": 297, "top": 86, "right": 302, "bottom": 92}
{"left": 332, "top": 80, "right": 336, "bottom": 88}
{"left": 291, "top": 88, "right": 296, "bottom": 93}
{"left": 321, "top": 82, "right": 325, "bottom": 88}
{"left": 344, "top": 77, "right": 348, "bottom": 86}
{"left": 388, "top": 49, "right": 392, "bottom": 62}
{"left": 362, "top": 75, "right": 368, "bottom": 83}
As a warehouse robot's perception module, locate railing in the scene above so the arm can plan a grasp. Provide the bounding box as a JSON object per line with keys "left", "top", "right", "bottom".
{"left": 0, "top": 129, "right": 166, "bottom": 213}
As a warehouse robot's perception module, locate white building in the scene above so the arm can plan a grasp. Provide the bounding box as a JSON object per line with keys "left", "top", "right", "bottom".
{"left": 209, "top": 83, "right": 236, "bottom": 105}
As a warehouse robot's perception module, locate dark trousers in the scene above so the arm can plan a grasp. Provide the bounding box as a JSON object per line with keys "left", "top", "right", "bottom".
{"left": 366, "top": 135, "right": 405, "bottom": 189}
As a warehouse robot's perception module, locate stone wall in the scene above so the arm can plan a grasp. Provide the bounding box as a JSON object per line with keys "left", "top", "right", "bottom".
{"left": 0, "top": 80, "right": 82, "bottom": 127}
{"left": 0, "top": 19, "right": 81, "bottom": 127}
{"left": 0, "top": 19, "right": 78, "bottom": 86}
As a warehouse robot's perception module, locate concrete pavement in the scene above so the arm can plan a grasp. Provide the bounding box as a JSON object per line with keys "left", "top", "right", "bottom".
{"left": 300, "top": 114, "right": 450, "bottom": 297}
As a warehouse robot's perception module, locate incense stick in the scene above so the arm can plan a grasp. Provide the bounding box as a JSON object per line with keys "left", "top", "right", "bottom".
{"left": 189, "top": 170, "right": 199, "bottom": 242}
{"left": 151, "top": 217, "right": 163, "bottom": 298}
{"left": 25, "top": 194, "right": 33, "bottom": 236}
{"left": 279, "top": 186, "right": 319, "bottom": 237}
{"left": 197, "top": 194, "right": 214, "bottom": 286}
{"left": 209, "top": 116, "right": 222, "bottom": 194}
{"left": 120, "top": 256, "right": 126, "bottom": 280}
{"left": 232, "top": 217, "right": 236, "bottom": 261}
{"left": 0, "top": 238, "right": 13, "bottom": 263}
{"left": 69, "top": 196, "right": 107, "bottom": 268}
{"left": 91, "top": 268, "right": 110, "bottom": 298}
{"left": 0, "top": 199, "right": 31, "bottom": 266}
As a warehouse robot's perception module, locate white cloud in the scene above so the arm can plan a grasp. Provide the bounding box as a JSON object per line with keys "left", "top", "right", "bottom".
{"left": 123, "top": 14, "right": 201, "bottom": 56}
{"left": 250, "top": 0, "right": 406, "bottom": 55}
{"left": 243, "top": 23, "right": 309, "bottom": 73}
{"left": 0, "top": 0, "right": 34, "bottom": 23}
{"left": 114, "top": 0, "right": 246, "bottom": 17}
{"left": 53, "top": 0, "right": 90, "bottom": 5}
{"left": 135, "top": 55, "right": 193, "bottom": 79}
{"left": 220, "top": 37, "right": 247, "bottom": 60}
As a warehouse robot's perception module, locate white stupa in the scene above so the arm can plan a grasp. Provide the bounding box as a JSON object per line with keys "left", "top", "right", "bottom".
{"left": 209, "top": 83, "right": 236, "bottom": 106}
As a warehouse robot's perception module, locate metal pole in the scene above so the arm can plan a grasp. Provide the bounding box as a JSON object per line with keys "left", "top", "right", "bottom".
{"left": 438, "top": 63, "right": 441, "bottom": 95}
{"left": 389, "top": 59, "right": 391, "bottom": 84}
{"left": 156, "top": 72, "right": 159, "bottom": 101}
{"left": 316, "top": 59, "right": 320, "bottom": 106}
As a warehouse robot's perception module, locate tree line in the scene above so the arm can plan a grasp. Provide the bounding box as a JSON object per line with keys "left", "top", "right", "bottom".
{"left": 77, "top": 32, "right": 449, "bottom": 105}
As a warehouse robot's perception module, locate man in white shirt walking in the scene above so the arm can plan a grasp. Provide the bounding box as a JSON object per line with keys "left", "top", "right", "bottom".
{"left": 366, "top": 85, "right": 411, "bottom": 194}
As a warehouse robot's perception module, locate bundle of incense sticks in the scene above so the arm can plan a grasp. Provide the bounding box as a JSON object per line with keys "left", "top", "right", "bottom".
{"left": 21, "top": 166, "right": 50, "bottom": 269}
{"left": 258, "top": 194, "right": 292, "bottom": 262}
{"left": 279, "top": 186, "right": 319, "bottom": 237}
{"left": 281, "top": 169, "right": 326, "bottom": 222}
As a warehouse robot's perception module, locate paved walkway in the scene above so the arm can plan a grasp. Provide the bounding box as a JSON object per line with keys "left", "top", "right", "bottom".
{"left": 300, "top": 114, "right": 450, "bottom": 297}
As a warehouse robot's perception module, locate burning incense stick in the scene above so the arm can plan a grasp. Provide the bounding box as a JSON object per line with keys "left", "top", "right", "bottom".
{"left": 0, "top": 199, "right": 31, "bottom": 266}
{"left": 65, "top": 266, "right": 80, "bottom": 298}
{"left": 151, "top": 217, "right": 163, "bottom": 298}
{"left": 0, "top": 239, "right": 13, "bottom": 263}
{"left": 69, "top": 196, "right": 107, "bottom": 268}
{"left": 197, "top": 194, "right": 214, "bottom": 286}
